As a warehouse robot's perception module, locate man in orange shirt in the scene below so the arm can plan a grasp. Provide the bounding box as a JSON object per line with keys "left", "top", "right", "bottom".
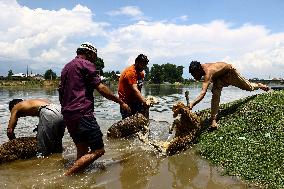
{"left": 118, "top": 54, "right": 151, "bottom": 119}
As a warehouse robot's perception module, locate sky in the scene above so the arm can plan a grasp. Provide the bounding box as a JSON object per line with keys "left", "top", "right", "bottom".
{"left": 0, "top": 0, "right": 284, "bottom": 79}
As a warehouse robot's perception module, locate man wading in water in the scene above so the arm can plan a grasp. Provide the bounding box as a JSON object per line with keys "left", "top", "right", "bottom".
{"left": 59, "top": 42, "right": 130, "bottom": 176}
{"left": 188, "top": 61, "right": 269, "bottom": 130}
{"left": 7, "top": 99, "right": 65, "bottom": 157}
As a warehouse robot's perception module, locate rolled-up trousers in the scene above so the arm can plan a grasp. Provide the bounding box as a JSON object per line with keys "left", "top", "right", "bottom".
{"left": 211, "top": 67, "right": 259, "bottom": 120}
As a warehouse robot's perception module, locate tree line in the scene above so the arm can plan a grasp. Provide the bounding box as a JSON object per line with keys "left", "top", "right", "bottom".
{"left": 5, "top": 57, "right": 187, "bottom": 84}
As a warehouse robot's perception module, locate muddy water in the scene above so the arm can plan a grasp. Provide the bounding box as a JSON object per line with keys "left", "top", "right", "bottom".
{"left": 0, "top": 85, "right": 262, "bottom": 189}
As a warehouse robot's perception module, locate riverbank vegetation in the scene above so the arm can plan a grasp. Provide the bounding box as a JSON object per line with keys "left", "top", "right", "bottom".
{"left": 196, "top": 90, "right": 284, "bottom": 188}
{"left": 0, "top": 79, "right": 59, "bottom": 87}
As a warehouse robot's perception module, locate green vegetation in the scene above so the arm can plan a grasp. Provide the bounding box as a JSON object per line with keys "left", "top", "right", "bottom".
{"left": 94, "top": 57, "right": 105, "bottom": 75}
{"left": 44, "top": 69, "right": 57, "bottom": 80}
{"left": 147, "top": 63, "right": 184, "bottom": 84}
{"left": 7, "top": 70, "right": 13, "bottom": 79}
{"left": 197, "top": 90, "right": 284, "bottom": 188}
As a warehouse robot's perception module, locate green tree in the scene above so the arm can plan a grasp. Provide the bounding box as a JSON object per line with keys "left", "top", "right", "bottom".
{"left": 149, "top": 64, "right": 163, "bottom": 84}
{"left": 161, "top": 63, "right": 184, "bottom": 83}
{"left": 94, "top": 57, "right": 104, "bottom": 76}
{"left": 7, "top": 70, "right": 13, "bottom": 79}
{"left": 144, "top": 66, "right": 150, "bottom": 81}
{"left": 148, "top": 63, "right": 184, "bottom": 84}
{"left": 103, "top": 71, "right": 120, "bottom": 81}
{"left": 44, "top": 69, "right": 57, "bottom": 80}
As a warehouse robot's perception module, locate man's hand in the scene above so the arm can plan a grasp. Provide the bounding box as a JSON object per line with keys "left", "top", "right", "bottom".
{"left": 145, "top": 99, "right": 153, "bottom": 107}
{"left": 7, "top": 128, "right": 16, "bottom": 140}
{"left": 121, "top": 103, "right": 131, "bottom": 114}
{"left": 143, "top": 100, "right": 151, "bottom": 109}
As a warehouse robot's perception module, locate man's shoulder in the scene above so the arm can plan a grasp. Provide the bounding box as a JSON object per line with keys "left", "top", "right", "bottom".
{"left": 123, "top": 65, "right": 136, "bottom": 75}
{"left": 65, "top": 56, "right": 94, "bottom": 70}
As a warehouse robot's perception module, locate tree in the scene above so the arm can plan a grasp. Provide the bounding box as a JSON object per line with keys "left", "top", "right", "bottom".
{"left": 160, "top": 63, "right": 184, "bottom": 83}
{"left": 103, "top": 71, "right": 120, "bottom": 81}
{"left": 7, "top": 70, "right": 13, "bottom": 79}
{"left": 44, "top": 69, "right": 57, "bottom": 80}
{"left": 149, "top": 64, "right": 163, "bottom": 84}
{"left": 94, "top": 57, "right": 104, "bottom": 76}
{"left": 148, "top": 63, "right": 184, "bottom": 84}
{"left": 144, "top": 66, "right": 150, "bottom": 81}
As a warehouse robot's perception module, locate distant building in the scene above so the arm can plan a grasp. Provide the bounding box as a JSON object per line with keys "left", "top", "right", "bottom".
{"left": 100, "top": 76, "right": 106, "bottom": 81}
{"left": 33, "top": 74, "right": 45, "bottom": 80}
{"left": 12, "top": 73, "right": 26, "bottom": 77}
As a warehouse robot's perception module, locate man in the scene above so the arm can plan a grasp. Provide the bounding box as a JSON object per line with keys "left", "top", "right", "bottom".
{"left": 118, "top": 54, "right": 151, "bottom": 119}
{"left": 7, "top": 99, "right": 65, "bottom": 157}
{"left": 188, "top": 61, "right": 269, "bottom": 130}
{"left": 59, "top": 42, "right": 130, "bottom": 176}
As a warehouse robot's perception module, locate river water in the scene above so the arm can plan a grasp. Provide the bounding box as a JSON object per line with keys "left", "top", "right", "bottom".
{"left": 0, "top": 84, "right": 263, "bottom": 189}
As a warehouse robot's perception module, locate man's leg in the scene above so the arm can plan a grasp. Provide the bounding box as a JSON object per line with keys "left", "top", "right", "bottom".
{"left": 36, "top": 122, "right": 48, "bottom": 157}
{"left": 229, "top": 68, "right": 269, "bottom": 91}
{"left": 38, "top": 106, "right": 65, "bottom": 155}
{"left": 211, "top": 81, "right": 223, "bottom": 129}
{"left": 36, "top": 111, "right": 50, "bottom": 157}
{"left": 64, "top": 143, "right": 105, "bottom": 176}
{"left": 65, "top": 116, "right": 105, "bottom": 176}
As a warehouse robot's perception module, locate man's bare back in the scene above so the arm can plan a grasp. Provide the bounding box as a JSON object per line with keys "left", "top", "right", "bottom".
{"left": 12, "top": 99, "right": 50, "bottom": 117}
{"left": 202, "top": 62, "right": 233, "bottom": 81}
{"left": 7, "top": 99, "right": 51, "bottom": 140}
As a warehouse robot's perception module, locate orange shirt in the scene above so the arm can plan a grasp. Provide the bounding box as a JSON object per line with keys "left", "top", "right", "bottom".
{"left": 118, "top": 65, "right": 144, "bottom": 104}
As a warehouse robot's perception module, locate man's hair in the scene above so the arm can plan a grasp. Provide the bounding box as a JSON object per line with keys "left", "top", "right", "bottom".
{"left": 189, "top": 61, "right": 202, "bottom": 73}
{"left": 76, "top": 48, "right": 92, "bottom": 56}
{"left": 9, "top": 99, "right": 23, "bottom": 111}
{"left": 135, "top": 54, "right": 149, "bottom": 64}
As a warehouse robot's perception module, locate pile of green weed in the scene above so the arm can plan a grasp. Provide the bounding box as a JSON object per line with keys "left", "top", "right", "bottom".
{"left": 197, "top": 91, "right": 284, "bottom": 188}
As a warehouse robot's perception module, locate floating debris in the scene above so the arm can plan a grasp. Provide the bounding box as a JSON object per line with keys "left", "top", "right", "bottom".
{"left": 0, "top": 137, "right": 37, "bottom": 164}
{"left": 107, "top": 96, "right": 159, "bottom": 138}
{"left": 107, "top": 113, "right": 149, "bottom": 138}
{"left": 139, "top": 102, "right": 203, "bottom": 156}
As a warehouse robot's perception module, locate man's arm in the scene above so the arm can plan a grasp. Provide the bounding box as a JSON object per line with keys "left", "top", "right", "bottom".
{"left": 130, "top": 84, "right": 150, "bottom": 108}
{"left": 189, "top": 76, "right": 211, "bottom": 109}
{"left": 7, "top": 110, "right": 18, "bottom": 140}
{"left": 95, "top": 83, "right": 131, "bottom": 112}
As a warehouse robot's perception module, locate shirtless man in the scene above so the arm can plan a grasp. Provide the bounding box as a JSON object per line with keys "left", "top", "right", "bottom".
{"left": 188, "top": 61, "right": 269, "bottom": 130}
{"left": 7, "top": 99, "right": 65, "bottom": 156}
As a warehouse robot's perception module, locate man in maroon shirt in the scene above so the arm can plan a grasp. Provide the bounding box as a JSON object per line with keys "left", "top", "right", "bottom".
{"left": 59, "top": 42, "right": 130, "bottom": 176}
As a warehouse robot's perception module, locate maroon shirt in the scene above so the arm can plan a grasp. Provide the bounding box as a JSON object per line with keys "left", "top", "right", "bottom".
{"left": 59, "top": 55, "right": 101, "bottom": 132}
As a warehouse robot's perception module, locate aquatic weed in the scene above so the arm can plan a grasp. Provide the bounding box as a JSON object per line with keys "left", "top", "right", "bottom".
{"left": 197, "top": 91, "right": 284, "bottom": 188}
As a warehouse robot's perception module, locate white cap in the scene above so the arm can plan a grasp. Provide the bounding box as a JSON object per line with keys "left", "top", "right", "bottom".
{"left": 79, "top": 42, "right": 97, "bottom": 53}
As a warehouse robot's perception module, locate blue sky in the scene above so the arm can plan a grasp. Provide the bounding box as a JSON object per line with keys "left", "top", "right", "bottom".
{"left": 1, "top": 0, "right": 284, "bottom": 79}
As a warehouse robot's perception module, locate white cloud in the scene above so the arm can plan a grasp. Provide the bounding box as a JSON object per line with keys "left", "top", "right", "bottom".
{"left": 175, "top": 15, "right": 188, "bottom": 22}
{"left": 107, "top": 6, "right": 144, "bottom": 20}
{"left": 101, "top": 20, "right": 284, "bottom": 78}
{"left": 0, "top": 1, "right": 107, "bottom": 73}
{"left": 0, "top": 1, "right": 284, "bottom": 79}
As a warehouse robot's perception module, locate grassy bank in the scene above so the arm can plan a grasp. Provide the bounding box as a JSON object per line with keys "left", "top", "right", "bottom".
{"left": 196, "top": 90, "right": 284, "bottom": 188}
{"left": 0, "top": 80, "right": 59, "bottom": 87}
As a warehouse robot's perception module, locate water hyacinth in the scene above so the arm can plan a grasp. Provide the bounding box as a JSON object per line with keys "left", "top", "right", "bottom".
{"left": 0, "top": 137, "right": 37, "bottom": 164}
{"left": 196, "top": 90, "right": 284, "bottom": 188}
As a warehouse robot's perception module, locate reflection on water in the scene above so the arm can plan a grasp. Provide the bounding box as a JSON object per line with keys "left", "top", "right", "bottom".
{"left": 0, "top": 85, "right": 263, "bottom": 189}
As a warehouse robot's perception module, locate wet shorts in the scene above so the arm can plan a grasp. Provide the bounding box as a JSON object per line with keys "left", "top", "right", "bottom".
{"left": 70, "top": 116, "right": 104, "bottom": 151}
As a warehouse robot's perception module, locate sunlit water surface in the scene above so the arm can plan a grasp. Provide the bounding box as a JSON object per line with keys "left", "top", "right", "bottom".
{"left": 0, "top": 85, "right": 263, "bottom": 189}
